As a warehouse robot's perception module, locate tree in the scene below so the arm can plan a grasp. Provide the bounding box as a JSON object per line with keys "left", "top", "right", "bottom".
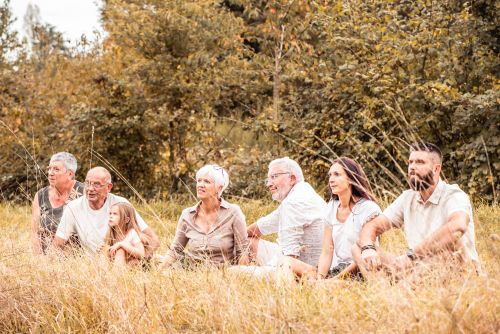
{"left": 0, "top": 0, "right": 20, "bottom": 67}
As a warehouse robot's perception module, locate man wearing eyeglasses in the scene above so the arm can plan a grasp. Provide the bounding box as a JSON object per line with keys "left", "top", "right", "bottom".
{"left": 52, "top": 167, "right": 160, "bottom": 258}
{"left": 247, "top": 157, "right": 326, "bottom": 268}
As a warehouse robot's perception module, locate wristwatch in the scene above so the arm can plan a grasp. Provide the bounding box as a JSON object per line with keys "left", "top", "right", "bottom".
{"left": 406, "top": 248, "right": 417, "bottom": 261}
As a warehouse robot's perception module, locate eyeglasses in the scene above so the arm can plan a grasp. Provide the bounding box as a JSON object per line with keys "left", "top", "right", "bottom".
{"left": 265, "top": 172, "right": 290, "bottom": 183}
{"left": 84, "top": 181, "right": 108, "bottom": 189}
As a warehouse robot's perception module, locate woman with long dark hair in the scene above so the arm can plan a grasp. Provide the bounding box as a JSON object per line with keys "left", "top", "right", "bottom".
{"left": 277, "top": 157, "right": 381, "bottom": 279}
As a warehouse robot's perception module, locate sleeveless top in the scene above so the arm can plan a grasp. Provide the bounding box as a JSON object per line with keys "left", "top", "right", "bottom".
{"left": 37, "top": 181, "right": 84, "bottom": 251}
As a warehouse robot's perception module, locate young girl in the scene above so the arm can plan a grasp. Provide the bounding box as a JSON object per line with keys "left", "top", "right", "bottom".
{"left": 103, "top": 202, "right": 146, "bottom": 267}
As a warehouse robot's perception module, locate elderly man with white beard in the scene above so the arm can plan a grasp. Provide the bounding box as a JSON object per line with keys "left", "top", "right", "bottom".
{"left": 247, "top": 157, "right": 326, "bottom": 268}
{"left": 352, "top": 142, "right": 481, "bottom": 278}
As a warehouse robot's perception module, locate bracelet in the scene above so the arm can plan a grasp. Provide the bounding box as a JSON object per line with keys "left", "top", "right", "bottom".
{"left": 360, "top": 244, "right": 377, "bottom": 253}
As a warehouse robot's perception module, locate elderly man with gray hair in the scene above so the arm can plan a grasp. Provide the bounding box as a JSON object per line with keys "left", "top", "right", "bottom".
{"left": 247, "top": 157, "right": 326, "bottom": 267}
{"left": 32, "top": 152, "right": 84, "bottom": 254}
{"left": 52, "top": 166, "right": 160, "bottom": 259}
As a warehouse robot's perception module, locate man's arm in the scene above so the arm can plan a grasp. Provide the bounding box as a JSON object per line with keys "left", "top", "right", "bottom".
{"left": 413, "top": 211, "right": 469, "bottom": 258}
{"left": 247, "top": 223, "right": 263, "bottom": 238}
{"left": 31, "top": 193, "right": 43, "bottom": 255}
{"left": 358, "top": 214, "right": 393, "bottom": 247}
{"left": 50, "top": 206, "right": 75, "bottom": 253}
{"left": 357, "top": 214, "right": 393, "bottom": 270}
{"left": 248, "top": 208, "right": 280, "bottom": 238}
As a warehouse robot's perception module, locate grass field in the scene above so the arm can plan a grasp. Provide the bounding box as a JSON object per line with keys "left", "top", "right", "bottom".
{"left": 0, "top": 200, "right": 498, "bottom": 333}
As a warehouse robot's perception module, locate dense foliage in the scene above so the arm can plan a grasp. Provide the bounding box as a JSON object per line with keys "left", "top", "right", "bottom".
{"left": 0, "top": 0, "right": 498, "bottom": 202}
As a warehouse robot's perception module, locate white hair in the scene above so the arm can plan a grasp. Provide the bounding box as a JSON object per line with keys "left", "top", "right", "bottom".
{"left": 50, "top": 152, "right": 77, "bottom": 174}
{"left": 269, "top": 157, "right": 304, "bottom": 182}
{"left": 196, "top": 164, "right": 230, "bottom": 198}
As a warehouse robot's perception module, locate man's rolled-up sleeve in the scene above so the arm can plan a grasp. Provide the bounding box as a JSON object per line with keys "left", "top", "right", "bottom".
{"left": 382, "top": 193, "right": 406, "bottom": 228}
{"left": 256, "top": 208, "right": 280, "bottom": 235}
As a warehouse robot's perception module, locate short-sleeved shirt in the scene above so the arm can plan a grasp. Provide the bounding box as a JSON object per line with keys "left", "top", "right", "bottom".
{"left": 383, "top": 179, "right": 479, "bottom": 263}
{"left": 256, "top": 181, "right": 326, "bottom": 266}
{"left": 166, "top": 199, "right": 249, "bottom": 266}
{"left": 37, "top": 181, "right": 84, "bottom": 252}
{"left": 325, "top": 199, "right": 381, "bottom": 268}
{"left": 123, "top": 229, "right": 141, "bottom": 246}
{"left": 56, "top": 193, "right": 149, "bottom": 254}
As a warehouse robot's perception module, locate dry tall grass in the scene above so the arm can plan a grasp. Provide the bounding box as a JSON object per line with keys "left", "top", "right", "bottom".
{"left": 0, "top": 201, "right": 498, "bottom": 333}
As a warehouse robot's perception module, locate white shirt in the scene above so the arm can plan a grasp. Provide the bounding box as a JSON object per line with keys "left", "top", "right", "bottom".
{"left": 383, "top": 179, "right": 479, "bottom": 263}
{"left": 56, "top": 193, "right": 148, "bottom": 254}
{"left": 325, "top": 199, "right": 381, "bottom": 268}
{"left": 256, "top": 181, "right": 326, "bottom": 266}
{"left": 123, "top": 229, "right": 141, "bottom": 246}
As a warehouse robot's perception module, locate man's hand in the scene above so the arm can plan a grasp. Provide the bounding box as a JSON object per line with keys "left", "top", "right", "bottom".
{"left": 361, "top": 248, "right": 381, "bottom": 271}
{"left": 393, "top": 254, "right": 413, "bottom": 271}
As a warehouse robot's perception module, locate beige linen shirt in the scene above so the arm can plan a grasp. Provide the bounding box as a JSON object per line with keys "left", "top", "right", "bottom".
{"left": 383, "top": 179, "right": 480, "bottom": 263}
{"left": 166, "top": 199, "right": 249, "bottom": 266}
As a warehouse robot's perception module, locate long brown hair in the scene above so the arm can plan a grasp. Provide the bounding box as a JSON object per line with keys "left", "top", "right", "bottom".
{"left": 330, "top": 157, "right": 375, "bottom": 203}
{"left": 104, "top": 203, "right": 143, "bottom": 247}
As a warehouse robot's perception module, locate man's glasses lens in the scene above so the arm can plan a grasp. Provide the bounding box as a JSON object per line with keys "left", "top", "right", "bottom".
{"left": 265, "top": 172, "right": 290, "bottom": 183}
{"left": 85, "top": 181, "right": 106, "bottom": 189}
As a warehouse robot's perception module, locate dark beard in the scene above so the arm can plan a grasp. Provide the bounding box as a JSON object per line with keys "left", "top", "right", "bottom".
{"left": 408, "top": 170, "right": 435, "bottom": 191}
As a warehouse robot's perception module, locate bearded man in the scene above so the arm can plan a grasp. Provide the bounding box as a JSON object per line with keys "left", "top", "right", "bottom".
{"left": 352, "top": 142, "right": 480, "bottom": 278}
{"left": 247, "top": 157, "right": 325, "bottom": 267}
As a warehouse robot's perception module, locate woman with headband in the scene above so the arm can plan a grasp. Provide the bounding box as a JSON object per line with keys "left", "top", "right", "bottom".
{"left": 157, "top": 164, "right": 250, "bottom": 269}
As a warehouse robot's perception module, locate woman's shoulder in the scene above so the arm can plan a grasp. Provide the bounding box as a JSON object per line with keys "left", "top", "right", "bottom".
{"left": 220, "top": 199, "right": 243, "bottom": 212}
{"left": 355, "top": 198, "right": 381, "bottom": 213}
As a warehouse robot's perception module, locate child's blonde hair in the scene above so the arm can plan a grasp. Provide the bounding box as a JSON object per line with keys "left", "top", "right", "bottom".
{"left": 104, "top": 203, "right": 145, "bottom": 248}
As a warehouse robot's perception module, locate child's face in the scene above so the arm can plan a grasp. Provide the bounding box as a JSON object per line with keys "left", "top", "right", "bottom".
{"left": 108, "top": 206, "right": 122, "bottom": 227}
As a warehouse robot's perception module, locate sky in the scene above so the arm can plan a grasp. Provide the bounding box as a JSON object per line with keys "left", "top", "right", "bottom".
{"left": 9, "top": 0, "right": 103, "bottom": 43}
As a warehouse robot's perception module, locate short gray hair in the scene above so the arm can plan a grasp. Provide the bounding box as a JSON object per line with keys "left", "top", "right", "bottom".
{"left": 196, "top": 164, "right": 230, "bottom": 198}
{"left": 50, "top": 152, "right": 77, "bottom": 174}
{"left": 269, "top": 157, "right": 304, "bottom": 182}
